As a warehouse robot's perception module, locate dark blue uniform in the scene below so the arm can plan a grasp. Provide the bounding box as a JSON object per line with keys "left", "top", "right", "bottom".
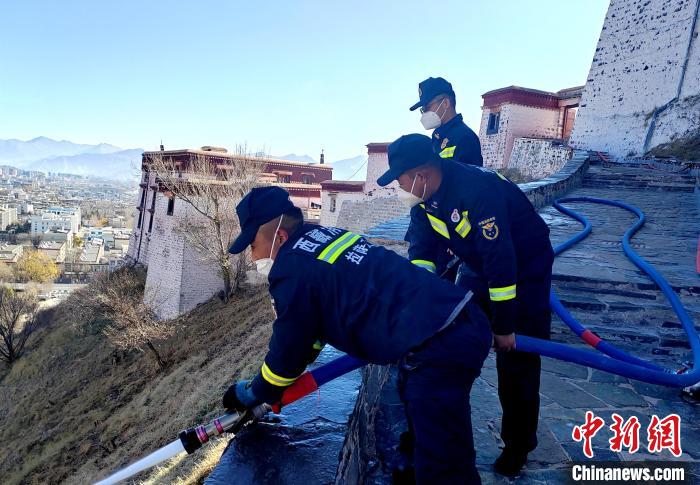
{"left": 250, "top": 224, "right": 491, "bottom": 483}
{"left": 431, "top": 113, "right": 483, "bottom": 167}
{"left": 406, "top": 160, "right": 554, "bottom": 456}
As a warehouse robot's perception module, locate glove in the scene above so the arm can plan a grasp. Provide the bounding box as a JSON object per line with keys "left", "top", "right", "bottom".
{"left": 222, "top": 380, "right": 259, "bottom": 412}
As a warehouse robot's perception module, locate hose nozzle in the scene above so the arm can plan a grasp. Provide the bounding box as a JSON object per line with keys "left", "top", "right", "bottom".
{"left": 178, "top": 404, "right": 272, "bottom": 454}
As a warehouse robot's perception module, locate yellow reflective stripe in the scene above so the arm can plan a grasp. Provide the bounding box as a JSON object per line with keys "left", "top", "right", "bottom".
{"left": 261, "top": 362, "right": 298, "bottom": 387}
{"left": 419, "top": 204, "right": 450, "bottom": 239}
{"left": 312, "top": 340, "right": 324, "bottom": 350}
{"left": 317, "top": 232, "right": 361, "bottom": 264}
{"left": 496, "top": 171, "right": 507, "bottom": 181}
{"left": 489, "top": 284, "right": 517, "bottom": 302}
{"left": 411, "top": 259, "right": 436, "bottom": 272}
{"left": 425, "top": 213, "right": 450, "bottom": 239}
{"left": 455, "top": 211, "right": 471, "bottom": 238}
{"left": 439, "top": 146, "right": 456, "bottom": 158}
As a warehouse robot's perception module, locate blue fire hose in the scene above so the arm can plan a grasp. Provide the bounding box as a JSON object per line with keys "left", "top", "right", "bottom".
{"left": 319, "top": 196, "right": 699, "bottom": 389}
{"left": 515, "top": 196, "right": 700, "bottom": 387}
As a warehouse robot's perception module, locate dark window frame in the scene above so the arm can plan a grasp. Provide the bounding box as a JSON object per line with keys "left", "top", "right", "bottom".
{"left": 486, "top": 112, "right": 500, "bottom": 135}
{"left": 166, "top": 197, "right": 175, "bottom": 216}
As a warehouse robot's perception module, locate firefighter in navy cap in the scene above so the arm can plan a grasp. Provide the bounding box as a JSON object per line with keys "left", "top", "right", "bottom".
{"left": 224, "top": 186, "right": 492, "bottom": 483}
{"left": 378, "top": 134, "right": 554, "bottom": 478}
{"left": 408, "top": 77, "right": 484, "bottom": 299}
{"left": 410, "top": 76, "right": 483, "bottom": 167}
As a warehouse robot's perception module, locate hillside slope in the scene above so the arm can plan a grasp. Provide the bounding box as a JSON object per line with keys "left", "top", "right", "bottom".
{"left": 0, "top": 279, "right": 274, "bottom": 484}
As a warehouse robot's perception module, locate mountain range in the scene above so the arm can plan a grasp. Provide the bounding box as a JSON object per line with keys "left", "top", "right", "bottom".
{"left": 277, "top": 153, "right": 367, "bottom": 181}
{"left": 0, "top": 137, "right": 143, "bottom": 181}
{"left": 0, "top": 137, "right": 368, "bottom": 182}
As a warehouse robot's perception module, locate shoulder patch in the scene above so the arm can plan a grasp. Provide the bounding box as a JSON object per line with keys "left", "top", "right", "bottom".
{"left": 441, "top": 138, "right": 449, "bottom": 149}
{"left": 478, "top": 217, "right": 499, "bottom": 240}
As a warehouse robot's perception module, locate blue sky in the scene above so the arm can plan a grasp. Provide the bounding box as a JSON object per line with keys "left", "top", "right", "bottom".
{"left": 0, "top": 1, "right": 609, "bottom": 160}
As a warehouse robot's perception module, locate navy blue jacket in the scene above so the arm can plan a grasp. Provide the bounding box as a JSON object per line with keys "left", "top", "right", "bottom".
{"left": 251, "top": 224, "right": 474, "bottom": 403}
{"left": 406, "top": 161, "right": 551, "bottom": 336}
{"left": 432, "top": 114, "right": 483, "bottom": 166}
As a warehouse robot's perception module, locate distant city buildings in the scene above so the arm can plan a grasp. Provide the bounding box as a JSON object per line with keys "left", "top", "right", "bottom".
{"left": 0, "top": 243, "right": 23, "bottom": 264}
{"left": 0, "top": 205, "right": 18, "bottom": 230}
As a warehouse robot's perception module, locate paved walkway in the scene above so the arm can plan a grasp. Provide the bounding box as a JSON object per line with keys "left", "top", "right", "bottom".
{"left": 369, "top": 160, "right": 700, "bottom": 483}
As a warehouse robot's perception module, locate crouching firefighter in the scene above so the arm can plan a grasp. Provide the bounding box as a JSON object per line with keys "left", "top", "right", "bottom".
{"left": 377, "top": 134, "right": 554, "bottom": 477}
{"left": 224, "top": 186, "right": 492, "bottom": 484}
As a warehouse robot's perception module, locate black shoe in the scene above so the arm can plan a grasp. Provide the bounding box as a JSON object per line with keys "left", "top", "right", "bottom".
{"left": 493, "top": 449, "right": 528, "bottom": 477}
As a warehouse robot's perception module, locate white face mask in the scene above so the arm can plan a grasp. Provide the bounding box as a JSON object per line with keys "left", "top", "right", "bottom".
{"left": 254, "top": 216, "right": 283, "bottom": 277}
{"left": 420, "top": 97, "right": 446, "bottom": 130}
{"left": 398, "top": 174, "right": 426, "bottom": 208}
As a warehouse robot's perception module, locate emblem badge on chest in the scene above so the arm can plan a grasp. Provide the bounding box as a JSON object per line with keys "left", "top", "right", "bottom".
{"left": 451, "top": 209, "right": 460, "bottom": 223}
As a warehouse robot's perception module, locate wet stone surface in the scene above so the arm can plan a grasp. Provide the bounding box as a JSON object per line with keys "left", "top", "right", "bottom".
{"left": 205, "top": 347, "right": 361, "bottom": 485}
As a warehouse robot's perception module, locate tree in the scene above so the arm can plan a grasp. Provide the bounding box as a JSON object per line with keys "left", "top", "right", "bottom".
{"left": 13, "top": 251, "right": 59, "bottom": 283}
{"left": 147, "top": 147, "right": 263, "bottom": 299}
{"left": 0, "top": 286, "right": 39, "bottom": 365}
{"left": 0, "top": 264, "right": 13, "bottom": 283}
{"left": 72, "top": 235, "right": 83, "bottom": 248}
{"left": 69, "top": 267, "right": 174, "bottom": 369}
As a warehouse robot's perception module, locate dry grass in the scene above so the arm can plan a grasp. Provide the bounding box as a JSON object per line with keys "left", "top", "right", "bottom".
{"left": 137, "top": 437, "right": 228, "bottom": 485}
{"left": 0, "top": 270, "right": 274, "bottom": 485}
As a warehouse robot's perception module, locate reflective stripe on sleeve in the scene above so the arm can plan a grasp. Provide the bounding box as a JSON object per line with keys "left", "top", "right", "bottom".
{"left": 489, "top": 284, "right": 517, "bottom": 302}
{"left": 411, "top": 259, "right": 437, "bottom": 272}
{"left": 317, "top": 232, "right": 361, "bottom": 264}
{"left": 261, "top": 362, "right": 298, "bottom": 387}
{"left": 312, "top": 340, "right": 325, "bottom": 350}
{"left": 439, "top": 146, "right": 456, "bottom": 158}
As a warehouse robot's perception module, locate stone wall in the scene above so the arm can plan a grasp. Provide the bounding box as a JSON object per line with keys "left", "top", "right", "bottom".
{"left": 335, "top": 193, "right": 406, "bottom": 235}
{"left": 520, "top": 150, "right": 591, "bottom": 209}
{"left": 321, "top": 190, "right": 365, "bottom": 227}
{"left": 508, "top": 138, "right": 573, "bottom": 179}
{"left": 570, "top": 0, "right": 700, "bottom": 158}
{"left": 480, "top": 104, "right": 562, "bottom": 168}
{"left": 142, "top": 194, "right": 229, "bottom": 319}
{"left": 364, "top": 150, "right": 398, "bottom": 196}
{"left": 334, "top": 364, "right": 391, "bottom": 484}
{"left": 143, "top": 194, "right": 186, "bottom": 319}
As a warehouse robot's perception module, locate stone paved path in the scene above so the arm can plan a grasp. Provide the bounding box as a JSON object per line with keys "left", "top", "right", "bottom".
{"left": 369, "top": 160, "right": 700, "bottom": 483}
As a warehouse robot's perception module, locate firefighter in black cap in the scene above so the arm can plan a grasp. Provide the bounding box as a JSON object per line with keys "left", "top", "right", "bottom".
{"left": 379, "top": 134, "right": 553, "bottom": 478}
{"left": 224, "top": 185, "right": 492, "bottom": 483}
{"left": 410, "top": 76, "right": 483, "bottom": 167}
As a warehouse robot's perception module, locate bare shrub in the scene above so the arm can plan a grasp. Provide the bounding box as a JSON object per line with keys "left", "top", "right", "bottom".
{"left": 0, "top": 286, "right": 39, "bottom": 365}
{"left": 65, "top": 266, "right": 174, "bottom": 369}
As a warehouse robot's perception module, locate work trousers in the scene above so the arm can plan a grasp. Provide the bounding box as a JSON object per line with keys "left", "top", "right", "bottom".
{"left": 398, "top": 302, "right": 492, "bottom": 484}
{"left": 458, "top": 245, "right": 553, "bottom": 455}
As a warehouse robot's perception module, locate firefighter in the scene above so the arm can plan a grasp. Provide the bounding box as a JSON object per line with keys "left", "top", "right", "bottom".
{"left": 378, "top": 133, "right": 554, "bottom": 477}
{"left": 410, "top": 76, "right": 483, "bottom": 167}
{"left": 224, "top": 186, "right": 492, "bottom": 484}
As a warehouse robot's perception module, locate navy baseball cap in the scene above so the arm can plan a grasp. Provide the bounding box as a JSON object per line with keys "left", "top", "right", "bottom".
{"left": 409, "top": 77, "right": 454, "bottom": 111}
{"left": 228, "top": 186, "right": 296, "bottom": 254}
{"left": 376, "top": 134, "right": 436, "bottom": 187}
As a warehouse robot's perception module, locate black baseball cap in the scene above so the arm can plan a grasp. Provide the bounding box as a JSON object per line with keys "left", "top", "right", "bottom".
{"left": 377, "top": 134, "right": 436, "bottom": 187}
{"left": 228, "top": 186, "right": 296, "bottom": 254}
{"left": 409, "top": 77, "right": 454, "bottom": 111}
